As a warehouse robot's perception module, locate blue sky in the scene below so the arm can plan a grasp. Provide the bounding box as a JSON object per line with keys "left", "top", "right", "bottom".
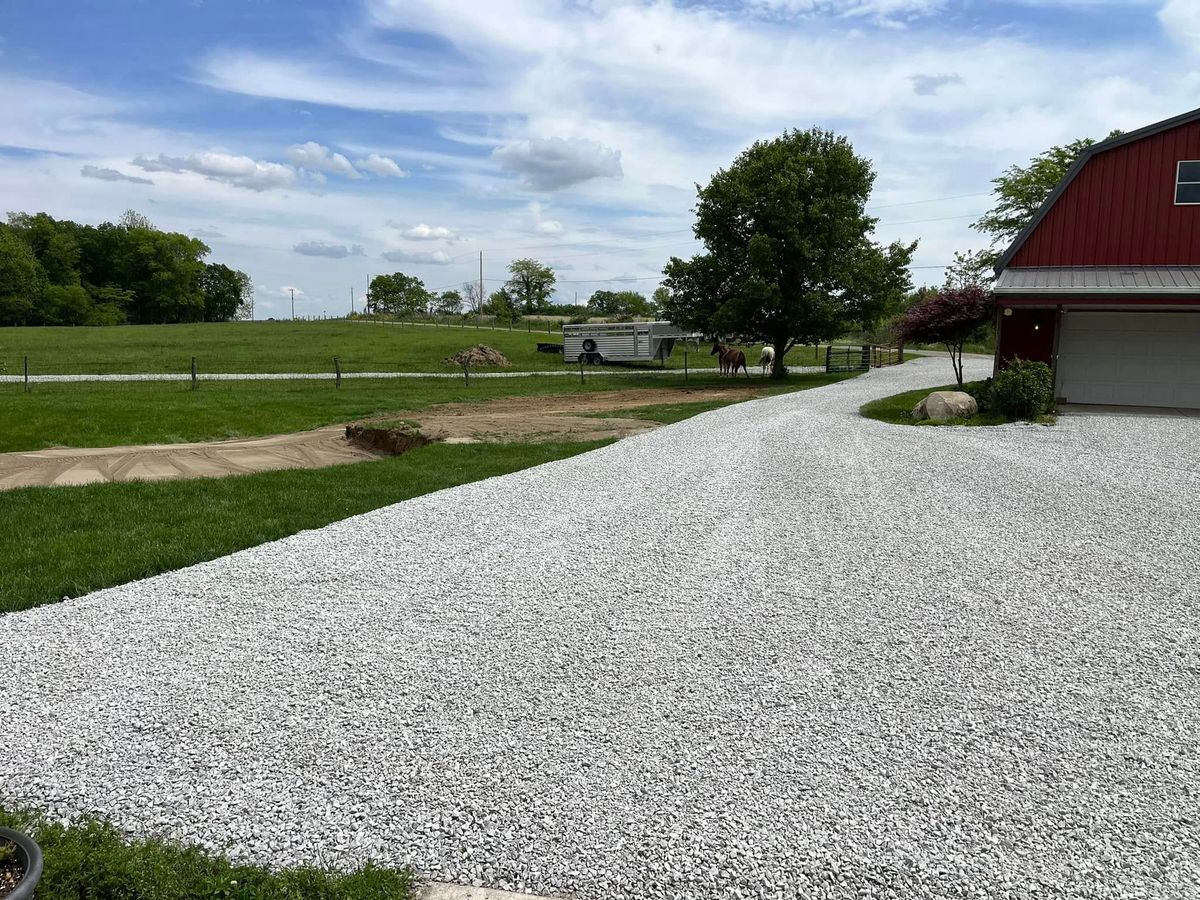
{"left": 2, "top": 0, "right": 1196, "bottom": 317}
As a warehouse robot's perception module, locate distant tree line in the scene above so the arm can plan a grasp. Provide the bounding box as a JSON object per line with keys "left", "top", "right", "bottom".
{"left": 369, "top": 257, "right": 665, "bottom": 323}
{"left": 0, "top": 210, "right": 253, "bottom": 327}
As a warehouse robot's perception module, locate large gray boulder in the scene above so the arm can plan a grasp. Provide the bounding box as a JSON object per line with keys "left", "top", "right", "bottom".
{"left": 912, "top": 390, "right": 978, "bottom": 422}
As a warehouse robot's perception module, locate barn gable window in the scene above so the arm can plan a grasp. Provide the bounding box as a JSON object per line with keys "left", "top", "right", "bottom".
{"left": 1175, "top": 161, "right": 1200, "bottom": 204}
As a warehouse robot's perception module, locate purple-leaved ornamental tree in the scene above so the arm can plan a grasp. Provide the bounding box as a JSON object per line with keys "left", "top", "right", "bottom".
{"left": 894, "top": 285, "right": 995, "bottom": 386}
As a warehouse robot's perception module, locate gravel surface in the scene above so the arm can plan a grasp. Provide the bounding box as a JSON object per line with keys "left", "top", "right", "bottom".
{"left": 3, "top": 357, "right": 1199, "bottom": 899}
{"left": 0, "top": 366, "right": 805, "bottom": 384}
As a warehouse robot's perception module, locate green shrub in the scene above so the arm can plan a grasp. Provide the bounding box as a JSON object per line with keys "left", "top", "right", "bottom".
{"left": 992, "top": 358, "right": 1054, "bottom": 420}
{"left": 963, "top": 377, "right": 993, "bottom": 413}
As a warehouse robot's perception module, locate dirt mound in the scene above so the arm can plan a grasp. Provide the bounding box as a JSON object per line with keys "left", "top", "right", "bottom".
{"left": 344, "top": 424, "right": 431, "bottom": 456}
{"left": 443, "top": 345, "right": 511, "bottom": 368}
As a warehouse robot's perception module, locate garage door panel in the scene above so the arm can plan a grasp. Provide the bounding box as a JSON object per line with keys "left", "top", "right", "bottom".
{"left": 1056, "top": 312, "right": 1200, "bottom": 409}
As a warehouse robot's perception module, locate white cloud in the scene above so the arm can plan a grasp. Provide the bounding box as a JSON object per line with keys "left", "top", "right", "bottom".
{"left": 278, "top": 285, "right": 305, "bottom": 296}
{"left": 293, "top": 241, "right": 365, "bottom": 258}
{"left": 493, "top": 137, "right": 623, "bottom": 191}
{"left": 398, "top": 223, "right": 455, "bottom": 240}
{"left": 1161, "top": 0, "right": 1200, "bottom": 49}
{"left": 132, "top": 152, "right": 297, "bottom": 191}
{"left": 80, "top": 165, "right": 154, "bottom": 185}
{"left": 355, "top": 153, "right": 408, "bottom": 177}
{"left": 381, "top": 248, "right": 453, "bottom": 265}
{"left": 527, "top": 201, "right": 564, "bottom": 236}
{"left": 285, "top": 141, "right": 361, "bottom": 178}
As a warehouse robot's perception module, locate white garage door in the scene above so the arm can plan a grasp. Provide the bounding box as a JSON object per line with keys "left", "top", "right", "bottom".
{"left": 1056, "top": 311, "right": 1200, "bottom": 408}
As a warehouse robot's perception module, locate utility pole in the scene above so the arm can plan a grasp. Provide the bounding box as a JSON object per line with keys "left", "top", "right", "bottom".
{"left": 479, "top": 251, "right": 484, "bottom": 311}
{"left": 290, "top": 287, "right": 295, "bottom": 320}
{"left": 350, "top": 286, "right": 355, "bottom": 316}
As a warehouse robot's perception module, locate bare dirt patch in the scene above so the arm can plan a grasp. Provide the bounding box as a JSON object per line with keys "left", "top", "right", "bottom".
{"left": 370, "top": 386, "right": 767, "bottom": 444}
{"left": 443, "top": 344, "right": 511, "bottom": 368}
{"left": 0, "top": 387, "right": 768, "bottom": 490}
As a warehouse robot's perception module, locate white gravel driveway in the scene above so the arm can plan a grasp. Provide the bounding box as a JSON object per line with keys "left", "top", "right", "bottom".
{"left": 3, "top": 357, "right": 1199, "bottom": 899}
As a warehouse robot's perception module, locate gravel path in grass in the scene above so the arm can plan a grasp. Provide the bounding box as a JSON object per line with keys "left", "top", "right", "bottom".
{"left": 3, "top": 357, "right": 1199, "bottom": 899}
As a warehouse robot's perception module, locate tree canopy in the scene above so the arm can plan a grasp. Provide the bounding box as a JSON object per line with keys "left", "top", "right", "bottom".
{"left": 504, "top": 259, "right": 556, "bottom": 314}
{"left": 0, "top": 210, "right": 251, "bottom": 326}
{"left": 972, "top": 131, "right": 1122, "bottom": 258}
{"left": 586, "top": 289, "right": 656, "bottom": 320}
{"left": 660, "top": 128, "right": 915, "bottom": 377}
{"left": 369, "top": 272, "right": 430, "bottom": 317}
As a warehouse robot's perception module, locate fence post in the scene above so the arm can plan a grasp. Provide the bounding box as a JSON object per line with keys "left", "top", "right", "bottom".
{"left": 463, "top": 361, "right": 470, "bottom": 387}
{"left": 191, "top": 356, "right": 197, "bottom": 390}
{"left": 334, "top": 356, "right": 342, "bottom": 389}
{"left": 684, "top": 350, "right": 688, "bottom": 382}
{"left": 24, "top": 355, "right": 29, "bottom": 393}
{"left": 579, "top": 355, "right": 585, "bottom": 384}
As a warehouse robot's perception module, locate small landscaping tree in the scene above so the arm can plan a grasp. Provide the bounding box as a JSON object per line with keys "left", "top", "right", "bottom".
{"left": 894, "top": 285, "right": 994, "bottom": 386}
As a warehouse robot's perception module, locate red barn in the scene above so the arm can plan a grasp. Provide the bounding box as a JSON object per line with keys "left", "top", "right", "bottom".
{"left": 993, "top": 108, "right": 1200, "bottom": 409}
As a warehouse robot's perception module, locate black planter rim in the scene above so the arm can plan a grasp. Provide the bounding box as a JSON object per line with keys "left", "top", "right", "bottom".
{"left": 0, "top": 826, "right": 43, "bottom": 900}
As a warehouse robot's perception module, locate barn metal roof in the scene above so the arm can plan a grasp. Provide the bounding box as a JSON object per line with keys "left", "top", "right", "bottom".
{"left": 994, "top": 106, "right": 1200, "bottom": 273}
{"left": 994, "top": 266, "right": 1200, "bottom": 294}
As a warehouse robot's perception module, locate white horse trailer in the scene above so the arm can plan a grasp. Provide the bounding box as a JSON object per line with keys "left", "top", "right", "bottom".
{"left": 563, "top": 321, "right": 695, "bottom": 365}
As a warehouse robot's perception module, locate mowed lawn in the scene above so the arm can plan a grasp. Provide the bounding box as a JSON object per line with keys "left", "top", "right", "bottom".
{"left": 0, "top": 440, "right": 602, "bottom": 611}
{"left": 0, "top": 373, "right": 861, "bottom": 613}
{"left": 0, "top": 371, "right": 851, "bottom": 452}
{"left": 0, "top": 320, "right": 826, "bottom": 376}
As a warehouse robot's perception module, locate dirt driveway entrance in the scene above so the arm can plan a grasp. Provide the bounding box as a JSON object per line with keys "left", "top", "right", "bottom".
{"left": 0, "top": 387, "right": 766, "bottom": 490}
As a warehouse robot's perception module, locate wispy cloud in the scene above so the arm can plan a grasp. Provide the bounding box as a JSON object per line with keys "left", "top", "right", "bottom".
{"left": 396, "top": 223, "right": 455, "bottom": 240}
{"left": 493, "top": 137, "right": 623, "bottom": 191}
{"left": 80, "top": 165, "right": 154, "bottom": 185}
{"left": 293, "top": 241, "right": 365, "bottom": 258}
{"left": 133, "top": 152, "right": 297, "bottom": 191}
{"left": 285, "top": 141, "right": 361, "bottom": 178}
{"left": 381, "top": 248, "right": 453, "bottom": 265}
{"left": 356, "top": 153, "right": 408, "bottom": 177}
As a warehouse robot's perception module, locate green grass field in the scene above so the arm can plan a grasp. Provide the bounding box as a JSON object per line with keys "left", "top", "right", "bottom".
{"left": 1, "top": 441, "right": 604, "bottom": 613}
{"left": 1, "top": 373, "right": 854, "bottom": 613}
{"left": 0, "top": 320, "right": 826, "bottom": 376}
{"left": 0, "top": 371, "right": 851, "bottom": 452}
{"left": 0, "top": 806, "right": 414, "bottom": 900}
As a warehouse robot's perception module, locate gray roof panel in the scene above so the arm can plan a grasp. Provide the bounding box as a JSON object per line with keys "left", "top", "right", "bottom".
{"left": 994, "top": 266, "right": 1200, "bottom": 294}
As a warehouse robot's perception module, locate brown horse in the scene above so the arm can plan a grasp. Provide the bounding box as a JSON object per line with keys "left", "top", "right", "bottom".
{"left": 711, "top": 342, "right": 749, "bottom": 377}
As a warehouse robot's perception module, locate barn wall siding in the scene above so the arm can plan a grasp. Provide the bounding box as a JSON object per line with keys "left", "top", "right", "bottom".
{"left": 1012, "top": 121, "right": 1200, "bottom": 267}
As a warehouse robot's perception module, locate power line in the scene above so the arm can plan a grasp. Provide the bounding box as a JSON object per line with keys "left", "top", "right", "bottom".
{"left": 868, "top": 191, "right": 991, "bottom": 210}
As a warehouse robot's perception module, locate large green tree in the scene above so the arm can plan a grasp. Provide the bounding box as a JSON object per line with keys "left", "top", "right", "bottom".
{"left": 586, "top": 289, "right": 655, "bottom": 320}
{"left": 0, "top": 224, "right": 43, "bottom": 326}
{"left": 6, "top": 212, "right": 81, "bottom": 287}
{"left": 370, "top": 272, "right": 429, "bottom": 316}
{"left": 662, "top": 128, "right": 915, "bottom": 377}
{"left": 504, "top": 259, "right": 556, "bottom": 314}
{"left": 199, "top": 263, "right": 253, "bottom": 322}
{"left": 972, "top": 131, "right": 1122, "bottom": 259}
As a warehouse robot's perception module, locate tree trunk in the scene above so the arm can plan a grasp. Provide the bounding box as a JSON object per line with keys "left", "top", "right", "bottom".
{"left": 772, "top": 337, "right": 789, "bottom": 379}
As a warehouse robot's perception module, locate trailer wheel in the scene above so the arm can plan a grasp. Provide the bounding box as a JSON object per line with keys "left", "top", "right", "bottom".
{"left": 589, "top": 353, "right": 604, "bottom": 365}
{"left": 582, "top": 338, "right": 597, "bottom": 353}
{"left": 577, "top": 353, "right": 588, "bottom": 365}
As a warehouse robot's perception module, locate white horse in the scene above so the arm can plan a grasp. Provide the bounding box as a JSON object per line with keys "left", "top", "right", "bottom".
{"left": 758, "top": 345, "right": 775, "bottom": 375}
